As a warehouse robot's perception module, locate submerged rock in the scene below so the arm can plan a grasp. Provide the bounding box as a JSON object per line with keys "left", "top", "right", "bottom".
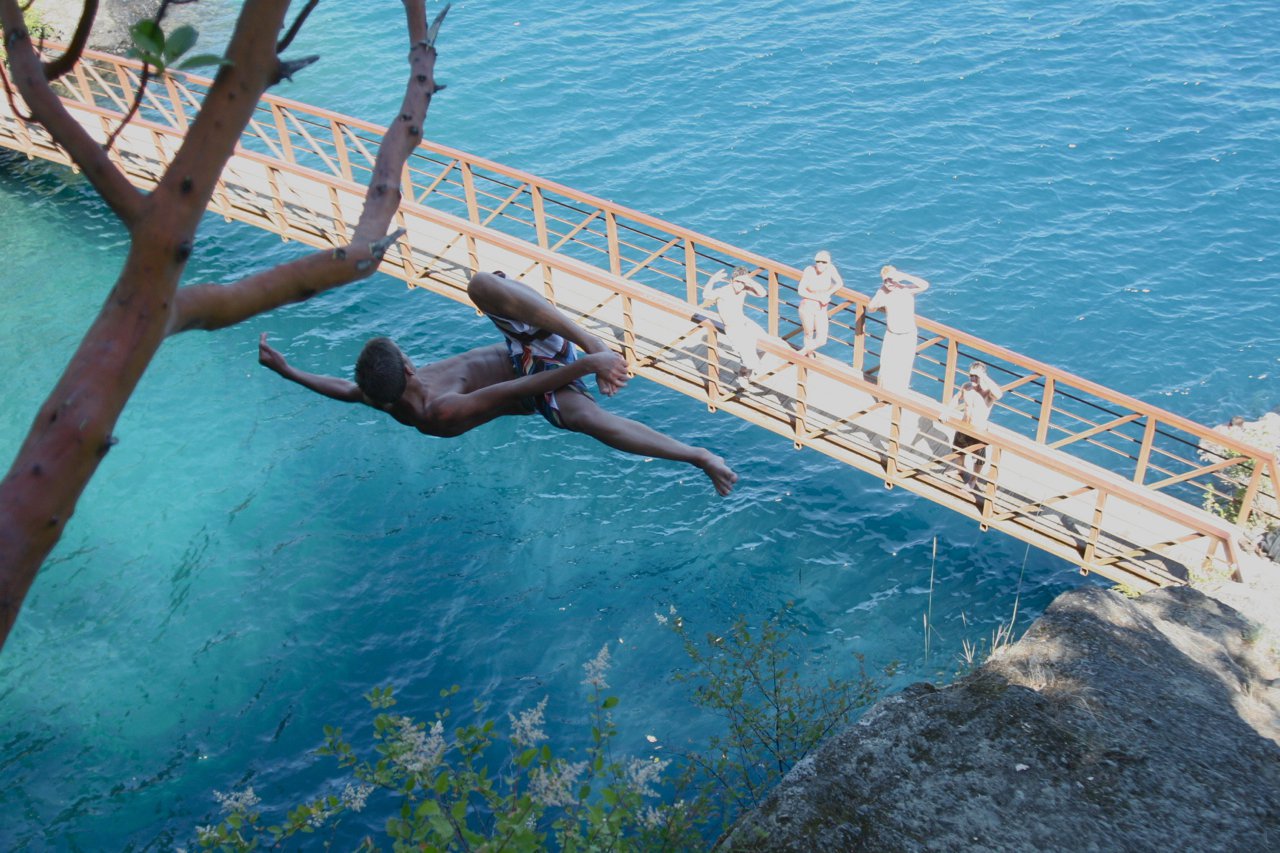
{"left": 729, "top": 585, "right": 1280, "bottom": 851}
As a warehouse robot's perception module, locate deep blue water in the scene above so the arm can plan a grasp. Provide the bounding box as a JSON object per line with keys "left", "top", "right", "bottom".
{"left": 1, "top": 0, "right": 1277, "bottom": 847}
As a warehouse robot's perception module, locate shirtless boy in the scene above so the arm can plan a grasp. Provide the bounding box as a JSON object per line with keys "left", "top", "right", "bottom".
{"left": 257, "top": 271, "right": 738, "bottom": 495}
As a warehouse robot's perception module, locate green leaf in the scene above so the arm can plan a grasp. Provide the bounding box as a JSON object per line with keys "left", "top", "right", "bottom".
{"left": 177, "top": 54, "right": 229, "bottom": 71}
{"left": 164, "top": 24, "right": 198, "bottom": 60}
{"left": 130, "top": 20, "right": 164, "bottom": 58}
{"left": 601, "top": 696, "right": 619, "bottom": 710}
{"left": 429, "top": 815, "right": 453, "bottom": 840}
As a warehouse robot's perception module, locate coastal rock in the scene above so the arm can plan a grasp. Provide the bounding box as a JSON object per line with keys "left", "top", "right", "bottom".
{"left": 728, "top": 585, "right": 1280, "bottom": 851}
{"left": 1198, "top": 409, "right": 1280, "bottom": 549}
{"left": 31, "top": 0, "right": 204, "bottom": 54}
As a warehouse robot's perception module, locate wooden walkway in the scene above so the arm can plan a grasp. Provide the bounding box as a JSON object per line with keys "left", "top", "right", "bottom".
{"left": 3, "top": 48, "right": 1277, "bottom": 590}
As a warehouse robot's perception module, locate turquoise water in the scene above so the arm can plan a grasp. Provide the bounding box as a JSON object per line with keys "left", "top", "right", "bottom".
{"left": 2, "top": 0, "right": 1278, "bottom": 847}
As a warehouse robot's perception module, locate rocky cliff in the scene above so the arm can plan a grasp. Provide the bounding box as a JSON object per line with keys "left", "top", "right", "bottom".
{"left": 32, "top": 0, "right": 204, "bottom": 53}
{"left": 729, "top": 585, "right": 1280, "bottom": 851}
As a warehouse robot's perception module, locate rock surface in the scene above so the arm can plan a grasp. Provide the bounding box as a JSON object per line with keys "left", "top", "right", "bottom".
{"left": 1198, "top": 409, "right": 1280, "bottom": 545}
{"left": 31, "top": 0, "right": 204, "bottom": 54}
{"left": 729, "top": 585, "right": 1280, "bottom": 851}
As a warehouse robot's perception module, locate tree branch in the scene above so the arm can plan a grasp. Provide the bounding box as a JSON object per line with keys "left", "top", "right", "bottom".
{"left": 144, "top": 0, "right": 294, "bottom": 241}
{"left": 0, "top": 56, "right": 34, "bottom": 121}
{"left": 42, "top": 0, "right": 96, "bottom": 82}
{"left": 277, "top": 0, "right": 319, "bottom": 53}
{"left": 1, "top": 0, "right": 144, "bottom": 223}
{"left": 0, "top": 0, "right": 290, "bottom": 652}
{"left": 171, "top": 230, "right": 406, "bottom": 332}
{"left": 0, "top": 2, "right": 452, "bottom": 652}
{"left": 172, "top": 1, "right": 445, "bottom": 333}
{"left": 101, "top": 62, "right": 151, "bottom": 152}
{"left": 273, "top": 54, "right": 318, "bottom": 85}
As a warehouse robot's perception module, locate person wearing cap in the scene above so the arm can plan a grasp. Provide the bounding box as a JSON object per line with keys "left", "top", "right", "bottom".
{"left": 702, "top": 266, "right": 771, "bottom": 384}
{"left": 867, "top": 264, "right": 930, "bottom": 392}
{"left": 942, "top": 361, "right": 1004, "bottom": 489}
{"left": 796, "top": 249, "right": 845, "bottom": 357}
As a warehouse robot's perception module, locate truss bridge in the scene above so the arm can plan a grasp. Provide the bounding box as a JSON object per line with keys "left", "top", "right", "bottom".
{"left": 3, "top": 47, "right": 1276, "bottom": 590}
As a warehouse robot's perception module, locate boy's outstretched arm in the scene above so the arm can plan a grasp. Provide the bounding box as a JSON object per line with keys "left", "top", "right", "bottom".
{"left": 258, "top": 333, "right": 363, "bottom": 403}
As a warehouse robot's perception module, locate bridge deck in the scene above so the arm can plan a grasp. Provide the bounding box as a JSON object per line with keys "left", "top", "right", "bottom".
{"left": 3, "top": 48, "right": 1277, "bottom": 590}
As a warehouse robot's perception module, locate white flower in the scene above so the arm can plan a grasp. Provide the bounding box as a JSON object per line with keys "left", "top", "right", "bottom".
{"left": 341, "top": 782, "right": 374, "bottom": 812}
{"left": 528, "top": 759, "right": 587, "bottom": 807}
{"left": 390, "top": 717, "right": 446, "bottom": 774}
{"left": 653, "top": 612, "right": 668, "bottom": 625}
{"left": 212, "top": 787, "right": 260, "bottom": 814}
{"left": 639, "top": 805, "right": 665, "bottom": 829}
{"left": 195, "top": 825, "right": 218, "bottom": 843}
{"left": 625, "top": 756, "right": 669, "bottom": 798}
{"left": 582, "top": 644, "right": 611, "bottom": 690}
{"left": 509, "top": 697, "right": 549, "bottom": 748}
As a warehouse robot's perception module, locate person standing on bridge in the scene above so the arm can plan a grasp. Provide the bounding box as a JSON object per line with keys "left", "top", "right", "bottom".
{"left": 942, "top": 361, "right": 1004, "bottom": 490}
{"left": 702, "top": 266, "right": 771, "bottom": 385}
{"left": 867, "top": 264, "right": 930, "bottom": 393}
{"left": 796, "top": 250, "right": 845, "bottom": 358}
{"left": 257, "top": 271, "right": 738, "bottom": 496}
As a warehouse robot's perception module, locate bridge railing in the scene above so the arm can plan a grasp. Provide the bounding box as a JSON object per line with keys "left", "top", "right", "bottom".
{"left": 18, "top": 47, "right": 1280, "bottom": 548}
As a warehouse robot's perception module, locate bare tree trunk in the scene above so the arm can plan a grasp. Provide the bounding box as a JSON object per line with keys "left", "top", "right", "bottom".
{"left": 0, "top": 0, "right": 442, "bottom": 652}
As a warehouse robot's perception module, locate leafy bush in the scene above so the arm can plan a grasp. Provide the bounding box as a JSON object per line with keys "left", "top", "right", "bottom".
{"left": 193, "top": 612, "right": 889, "bottom": 851}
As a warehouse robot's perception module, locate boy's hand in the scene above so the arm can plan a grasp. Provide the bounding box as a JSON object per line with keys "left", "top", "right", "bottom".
{"left": 588, "top": 350, "right": 629, "bottom": 396}
{"left": 258, "top": 332, "right": 287, "bottom": 373}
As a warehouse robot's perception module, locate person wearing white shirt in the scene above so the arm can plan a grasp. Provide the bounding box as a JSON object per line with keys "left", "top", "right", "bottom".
{"left": 867, "top": 264, "right": 930, "bottom": 392}
{"left": 796, "top": 249, "right": 844, "bottom": 357}
{"left": 702, "top": 267, "right": 770, "bottom": 385}
{"left": 941, "top": 361, "right": 1004, "bottom": 489}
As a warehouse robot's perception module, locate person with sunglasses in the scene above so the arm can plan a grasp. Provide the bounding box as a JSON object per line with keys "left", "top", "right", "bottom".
{"left": 796, "top": 249, "right": 845, "bottom": 358}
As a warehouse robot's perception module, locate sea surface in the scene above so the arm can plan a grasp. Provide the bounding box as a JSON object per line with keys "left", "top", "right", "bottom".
{"left": 1, "top": 0, "right": 1277, "bottom": 847}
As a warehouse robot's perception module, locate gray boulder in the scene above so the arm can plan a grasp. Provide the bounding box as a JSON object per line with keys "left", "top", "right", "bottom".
{"left": 729, "top": 586, "right": 1280, "bottom": 851}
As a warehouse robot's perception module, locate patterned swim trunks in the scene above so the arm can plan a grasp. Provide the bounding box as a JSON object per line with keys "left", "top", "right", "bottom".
{"left": 486, "top": 312, "right": 593, "bottom": 429}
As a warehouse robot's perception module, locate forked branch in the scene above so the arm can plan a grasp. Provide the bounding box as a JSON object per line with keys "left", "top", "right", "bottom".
{"left": 0, "top": 0, "right": 143, "bottom": 222}
{"left": 42, "top": 0, "right": 97, "bottom": 81}
{"left": 277, "top": 0, "right": 319, "bottom": 53}
{"left": 172, "top": 2, "right": 449, "bottom": 333}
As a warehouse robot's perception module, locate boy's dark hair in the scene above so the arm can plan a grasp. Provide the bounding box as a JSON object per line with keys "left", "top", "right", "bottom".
{"left": 355, "top": 337, "right": 407, "bottom": 405}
